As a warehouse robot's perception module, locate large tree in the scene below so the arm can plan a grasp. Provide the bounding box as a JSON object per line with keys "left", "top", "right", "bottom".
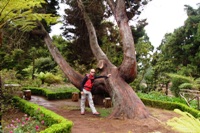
{"left": 37, "top": 0, "right": 150, "bottom": 119}
{"left": 1, "top": 0, "right": 150, "bottom": 119}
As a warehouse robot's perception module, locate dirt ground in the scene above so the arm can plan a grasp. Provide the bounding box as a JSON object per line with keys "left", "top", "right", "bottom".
{"left": 28, "top": 95, "right": 181, "bottom": 133}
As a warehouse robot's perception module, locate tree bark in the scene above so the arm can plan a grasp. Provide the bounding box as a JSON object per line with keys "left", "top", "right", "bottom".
{"left": 165, "top": 82, "right": 169, "bottom": 95}
{"left": 38, "top": 0, "right": 149, "bottom": 119}
{"left": 107, "top": 0, "right": 137, "bottom": 83}
{"left": 78, "top": 0, "right": 149, "bottom": 119}
{"left": 38, "top": 22, "right": 83, "bottom": 89}
{"left": 107, "top": 68, "right": 149, "bottom": 119}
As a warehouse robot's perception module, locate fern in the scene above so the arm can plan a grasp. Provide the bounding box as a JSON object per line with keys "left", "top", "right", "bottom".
{"left": 167, "top": 109, "right": 200, "bottom": 132}
{"left": 0, "top": 0, "right": 59, "bottom": 31}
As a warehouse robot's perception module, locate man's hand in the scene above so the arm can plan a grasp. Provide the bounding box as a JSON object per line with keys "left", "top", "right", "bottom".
{"left": 107, "top": 74, "right": 111, "bottom": 77}
{"left": 81, "top": 91, "right": 84, "bottom": 95}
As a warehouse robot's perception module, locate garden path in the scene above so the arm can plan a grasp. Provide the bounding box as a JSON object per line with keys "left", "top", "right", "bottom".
{"left": 30, "top": 95, "right": 180, "bottom": 133}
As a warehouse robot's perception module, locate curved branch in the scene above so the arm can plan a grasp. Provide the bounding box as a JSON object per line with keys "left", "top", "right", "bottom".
{"left": 37, "top": 22, "right": 83, "bottom": 89}
{"left": 77, "top": 0, "right": 111, "bottom": 63}
{"left": 106, "top": 0, "right": 137, "bottom": 82}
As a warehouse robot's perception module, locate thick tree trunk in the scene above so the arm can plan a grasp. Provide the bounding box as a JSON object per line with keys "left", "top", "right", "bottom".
{"left": 107, "top": 68, "right": 149, "bottom": 119}
{"left": 77, "top": 0, "right": 149, "bottom": 119}
{"left": 41, "top": 27, "right": 149, "bottom": 119}
{"left": 36, "top": 0, "right": 150, "bottom": 119}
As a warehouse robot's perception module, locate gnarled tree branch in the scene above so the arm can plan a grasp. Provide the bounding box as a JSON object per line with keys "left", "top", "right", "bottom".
{"left": 106, "top": 0, "right": 137, "bottom": 83}
{"left": 37, "top": 22, "right": 83, "bottom": 89}
{"left": 77, "top": 0, "right": 112, "bottom": 64}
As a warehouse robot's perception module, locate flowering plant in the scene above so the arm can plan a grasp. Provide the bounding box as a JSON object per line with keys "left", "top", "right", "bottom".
{"left": 4, "top": 108, "right": 45, "bottom": 133}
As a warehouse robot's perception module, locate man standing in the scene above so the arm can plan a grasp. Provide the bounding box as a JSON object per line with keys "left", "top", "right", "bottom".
{"left": 80, "top": 69, "right": 111, "bottom": 115}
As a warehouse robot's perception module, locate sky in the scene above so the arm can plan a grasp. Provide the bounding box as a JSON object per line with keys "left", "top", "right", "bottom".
{"left": 50, "top": 0, "right": 200, "bottom": 49}
{"left": 139, "top": 0, "right": 200, "bottom": 49}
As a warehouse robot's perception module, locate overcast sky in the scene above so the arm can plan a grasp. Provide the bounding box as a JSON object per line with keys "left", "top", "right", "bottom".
{"left": 139, "top": 0, "right": 199, "bottom": 49}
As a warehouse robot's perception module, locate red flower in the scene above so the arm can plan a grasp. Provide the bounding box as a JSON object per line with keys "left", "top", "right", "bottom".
{"left": 35, "top": 125, "right": 39, "bottom": 130}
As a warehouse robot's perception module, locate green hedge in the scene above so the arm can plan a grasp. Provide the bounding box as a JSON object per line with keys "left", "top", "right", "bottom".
{"left": 141, "top": 97, "right": 200, "bottom": 118}
{"left": 13, "top": 97, "right": 73, "bottom": 133}
{"left": 22, "top": 87, "right": 79, "bottom": 100}
{"left": 21, "top": 87, "right": 200, "bottom": 118}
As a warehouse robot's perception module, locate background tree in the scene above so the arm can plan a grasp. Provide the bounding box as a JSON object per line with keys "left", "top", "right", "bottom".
{"left": 150, "top": 4, "right": 200, "bottom": 95}
{"left": 154, "top": 5, "right": 200, "bottom": 77}
{"left": 0, "top": 0, "right": 58, "bottom": 125}
{"left": 0, "top": 0, "right": 59, "bottom": 78}
{"left": 166, "top": 73, "right": 200, "bottom": 96}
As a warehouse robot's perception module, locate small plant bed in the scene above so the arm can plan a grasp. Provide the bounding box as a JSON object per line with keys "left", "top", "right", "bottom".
{"left": 138, "top": 91, "right": 198, "bottom": 109}
{"left": 22, "top": 85, "right": 80, "bottom": 100}
{"left": 2, "top": 107, "right": 46, "bottom": 133}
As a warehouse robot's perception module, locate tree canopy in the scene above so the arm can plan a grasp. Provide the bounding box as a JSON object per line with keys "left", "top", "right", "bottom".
{"left": 155, "top": 5, "right": 200, "bottom": 78}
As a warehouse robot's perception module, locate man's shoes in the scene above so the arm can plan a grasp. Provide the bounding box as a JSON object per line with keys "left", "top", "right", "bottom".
{"left": 93, "top": 112, "right": 100, "bottom": 115}
{"left": 81, "top": 112, "right": 85, "bottom": 115}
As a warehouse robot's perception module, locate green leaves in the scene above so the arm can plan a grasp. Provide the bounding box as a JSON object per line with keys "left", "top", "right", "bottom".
{"left": 155, "top": 5, "right": 200, "bottom": 79}
{"left": 0, "top": 0, "right": 58, "bottom": 31}
{"left": 34, "top": 72, "right": 62, "bottom": 85}
{"left": 167, "top": 109, "right": 200, "bottom": 132}
{"left": 167, "top": 73, "right": 200, "bottom": 91}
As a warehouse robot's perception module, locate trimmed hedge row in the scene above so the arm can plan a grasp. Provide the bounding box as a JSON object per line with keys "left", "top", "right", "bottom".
{"left": 13, "top": 97, "right": 73, "bottom": 133}
{"left": 22, "top": 87, "right": 79, "bottom": 100}
{"left": 22, "top": 87, "right": 200, "bottom": 118}
{"left": 140, "top": 97, "right": 200, "bottom": 118}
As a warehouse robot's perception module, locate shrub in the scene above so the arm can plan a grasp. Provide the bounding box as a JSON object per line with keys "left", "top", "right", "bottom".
{"left": 138, "top": 93, "right": 200, "bottom": 117}
{"left": 166, "top": 73, "right": 192, "bottom": 97}
{"left": 0, "top": 70, "right": 19, "bottom": 84}
{"left": 44, "top": 72, "right": 62, "bottom": 84}
{"left": 13, "top": 97, "right": 73, "bottom": 133}
{"left": 22, "top": 86, "right": 79, "bottom": 100}
{"left": 34, "top": 72, "right": 62, "bottom": 85}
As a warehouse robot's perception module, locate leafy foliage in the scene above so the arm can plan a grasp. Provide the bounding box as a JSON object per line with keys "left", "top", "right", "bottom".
{"left": 0, "top": 0, "right": 60, "bottom": 80}
{"left": 167, "top": 73, "right": 200, "bottom": 97}
{"left": 4, "top": 112, "right": 45, "bottom": 133}
{"left": 13, "top": 97, "right": 73, "bottom": 132}
{"left": 167, "top": 109, "right": 200, "bottom": 132}
{"left": 148, "top": 4, "right": 200, "bottom": 95}
{"left": 179, "top": 77, "right": 200, "bottom": 90}
{"left": 34, "top": 72, "right": 62, "bottom": 85}
{"left": 166, "top": 73, "right": 191, "bottom": 96}
{"left": 63, "top": 0, "right": 151, "bottom": 69}
{"left": 137, "top": 91, "right": 185, "bottom": 104}
{"left": 0, "top": 0, "right": 58, "bottom": 31}
{"left": 155, "top": 4, "right": 200, "bottom": 78}
{"left": 34, "top": 57, "right": 57, "bottom": 73}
